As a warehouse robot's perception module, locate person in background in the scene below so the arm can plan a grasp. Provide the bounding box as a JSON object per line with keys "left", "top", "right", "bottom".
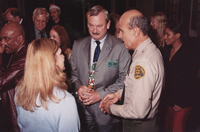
{"left": 0, "top": 23, "right": 27, "bottom": 132}
{"left": 3, "top": 7, "right": 29, "bottom": 42}
{"left": 150, "top": 12, "right": 167, "bottom": 53}
{"left": 99, "top": 9, "right": 164, "bottom": 132}
{"left": 70, "top": 5, "right": 131, "bottom": 132}
{"left": 50, "top": 25, "right": 72, "bottom": 59}
{"left": 49, "top": 4, "right": 62, "bottom": 27}
{"left": 26, "top": 7, "right": 50, "bottom": 43}
{"left": 108, "top": 13, "right": 121, "bottom": 38}
{"left": 49, "top": 4, "right": 85, "bottom": 44}
{"left": 0, "top": 11, "right": 10, "bottom": 67}
{"left": 15, "top": 38, "right": 80, "bottom": 132}
{"left": 3, "top": 8, "right": 27, "bottom": 28}
{"left": 50, "top": 25, "right": 72, "bottom": 87}
{"left": 163, "top": 22, "right": 198, "bottom": 132}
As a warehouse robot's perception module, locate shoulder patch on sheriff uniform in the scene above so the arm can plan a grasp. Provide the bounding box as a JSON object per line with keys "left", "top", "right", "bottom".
{"left": 134, "top": 65, "right": 145, "bottom": 79}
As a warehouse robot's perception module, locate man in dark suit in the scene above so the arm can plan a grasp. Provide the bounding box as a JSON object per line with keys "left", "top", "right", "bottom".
{"left": 70, "top": 5, "right": 131, "bottom": 132}
{"left": 26, "top": 7, "right": 50, "bottom": 43}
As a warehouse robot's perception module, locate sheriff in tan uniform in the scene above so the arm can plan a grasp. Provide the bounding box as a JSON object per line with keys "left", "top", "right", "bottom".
{"left": 111, "top": 38, "right": 164, "bottom": 131}
{"left": 100, "top": 10, "right": 165, "bottom": 132}
{"left": 111, "top": 37, "right": 164, "bottom": 118}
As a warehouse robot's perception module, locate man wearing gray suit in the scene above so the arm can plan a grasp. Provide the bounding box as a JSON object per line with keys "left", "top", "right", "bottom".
{"left": 70, "top": 5, "right": 131, "bottom": 132}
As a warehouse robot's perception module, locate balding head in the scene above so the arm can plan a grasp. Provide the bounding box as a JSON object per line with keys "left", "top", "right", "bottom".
{"left": 121, "top": 10, "right": 143, "bottom": 20}
{"left": 118, "top": 10, "right": 149, "bottom": 50}
{"left": 119, "top": 10, "right": 142, "bottom": 27}
{"left": 1, "top": 22, "right": 25, "bottom": 54}
{"left": 2, "top": 22, "right": 25, "bottom": 35}
{"left": 120, "top": 10, "right": 149, "bottom": 36}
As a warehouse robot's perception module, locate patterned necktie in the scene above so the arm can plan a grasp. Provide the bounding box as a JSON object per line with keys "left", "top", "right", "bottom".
{"left": 40, "top": 31, "right": 44, "bottom": 38}
{"left": 88, "top": 41, "right": 101, "bottom": 92}
{"left": 93, "top": 41, "right": 101, "bottom": 62}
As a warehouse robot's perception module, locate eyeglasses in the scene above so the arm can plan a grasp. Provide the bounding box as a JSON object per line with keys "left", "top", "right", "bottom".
{"left": 1, "top": 34, "right": 22, "bottom": 42}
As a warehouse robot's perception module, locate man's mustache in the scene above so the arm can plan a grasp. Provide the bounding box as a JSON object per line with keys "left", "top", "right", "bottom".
{"left": 92, "top": 32, "right": 100, "bottom": 35}
{"left": 5, "top": 45, "right": 10, "bottom": 49}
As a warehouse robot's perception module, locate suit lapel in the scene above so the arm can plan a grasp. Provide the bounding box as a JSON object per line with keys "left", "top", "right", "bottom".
{"left": 83, "top": 37, "right": 91, "bottom": 71}
{"left": 96, "top": 34, "right": 113, "bottom": 69}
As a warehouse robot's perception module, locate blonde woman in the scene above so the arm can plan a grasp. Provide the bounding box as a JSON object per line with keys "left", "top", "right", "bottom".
{"left": 150, "top": 12, "right": 167, "bottom": 49}
{"left": 15, "top": 39, "right": 80, "bottom": 132}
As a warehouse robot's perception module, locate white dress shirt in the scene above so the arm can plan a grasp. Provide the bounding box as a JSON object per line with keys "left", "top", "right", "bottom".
{"left": 90, "top": 35, "right": 107, "bottom": 68}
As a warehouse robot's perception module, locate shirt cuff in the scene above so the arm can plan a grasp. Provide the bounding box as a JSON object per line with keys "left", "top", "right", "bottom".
{"left": 110, "top": 104, "right": 122, "bottom": 117}
{"left": 118, "top": 89, "right": 123, "bottom": 97}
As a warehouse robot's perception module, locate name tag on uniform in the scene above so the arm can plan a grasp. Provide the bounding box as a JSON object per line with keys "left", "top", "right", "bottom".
{"left": 108, "top": 61, "right": 117, "bottom": 68}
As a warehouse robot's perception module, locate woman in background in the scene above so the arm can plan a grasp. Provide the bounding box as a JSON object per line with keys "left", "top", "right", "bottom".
{"left": 15, "top": 39, "right": 80, "bottom": 132}
{"left": 50, "top": 25, "right": 72, "bottom": 81}
{"left": 50, "top": 25, "right": 72, "bottom": 59}
{"left": 163, "top": 22, "right": 198, "bottom": 132}
{"left": 150, "top": 12, "right": 167, "bottom": 51}
{"left": 108, "top": 13, "right": 121, "bottom": 38}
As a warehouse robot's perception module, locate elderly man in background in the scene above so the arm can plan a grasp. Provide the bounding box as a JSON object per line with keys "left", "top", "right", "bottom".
{"left": 26, "top": 7, "right": 50, "bottom": 43}
{"left": 100, "top": 9, "right": 165, "bottom": 132}
{"left": 0, "top": 23, "right": 27, "bottom": 132}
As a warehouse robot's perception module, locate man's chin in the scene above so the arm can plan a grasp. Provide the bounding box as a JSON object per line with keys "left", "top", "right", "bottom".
{"left": 125, "top": 45, "right": 130, "bottom": 50}
{"left": 91, "top": 36, "right": 100, "bottom": 40}
{"left": 5, "top": 50, "right": 11, "bottom": 54}
{"left": 37, "top": 27, "right": 45, "bottom": 31}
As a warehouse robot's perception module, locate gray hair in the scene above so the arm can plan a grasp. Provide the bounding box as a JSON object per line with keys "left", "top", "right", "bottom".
{"left": 86, "top": 5, "right": 110, "bottom": 23}
{"left": 33, "top": 7, "right": 49, "bottom": 22}
{"left": 129, "top": 16, "right": 149, "bottom": 35}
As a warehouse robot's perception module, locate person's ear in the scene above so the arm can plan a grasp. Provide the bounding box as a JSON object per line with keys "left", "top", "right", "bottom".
{"left": 175, "top": 33, "right": 180, "bottom": 39}
{"left": 107, "top": 20, "right": 111, "bottom": 29}
{"left": 133, "top": 27, "right": 140, "bottom": 38}
{"left": 15, "top": 16, "right": 20, "bottom": 22}
{"left": 17, "top": 35, "right": 23, "bottom": 43}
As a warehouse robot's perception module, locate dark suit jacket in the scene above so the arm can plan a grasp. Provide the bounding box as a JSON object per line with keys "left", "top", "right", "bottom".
{"left": 25, "top": 22, "right": 50, "bottom": 43}
{"left": 70, "top": 34, "right": 131, "bottom": 126}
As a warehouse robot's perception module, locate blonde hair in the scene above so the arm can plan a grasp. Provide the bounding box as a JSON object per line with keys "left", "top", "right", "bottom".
{"left": 151, "top": 12, "right": 167, "bottom": 48}
{"left": 15, "top": 38, "right": 67, "bottom": 112}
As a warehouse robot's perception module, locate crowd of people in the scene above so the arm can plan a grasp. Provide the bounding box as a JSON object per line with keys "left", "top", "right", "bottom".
{"left": 0, "top": 3, "right": 199, "bottom": 132}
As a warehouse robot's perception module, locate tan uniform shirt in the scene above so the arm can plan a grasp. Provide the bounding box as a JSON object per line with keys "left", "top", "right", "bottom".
{"left": 110, "top": 38, "right": 164, "bottom": 119}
